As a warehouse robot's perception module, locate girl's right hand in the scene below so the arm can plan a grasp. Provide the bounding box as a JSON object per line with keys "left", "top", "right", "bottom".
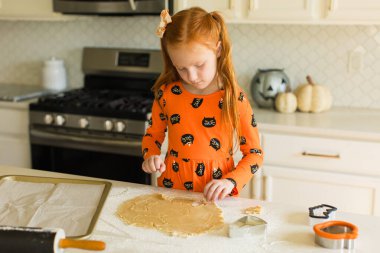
{"left": 142, "top": 155, "right": 166, "bottom": 174}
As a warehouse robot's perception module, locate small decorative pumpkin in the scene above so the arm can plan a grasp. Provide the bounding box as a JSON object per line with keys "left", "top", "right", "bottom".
{"left": 295, "top": 75, "right": 332, "bottom": 113}
{"left": 275, "top": 87, "right": 297, "bottom": 113}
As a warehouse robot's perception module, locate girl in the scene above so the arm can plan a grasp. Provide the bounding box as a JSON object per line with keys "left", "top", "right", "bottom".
{"left": 142, "top": 7, "right": 263, "bottom": 202}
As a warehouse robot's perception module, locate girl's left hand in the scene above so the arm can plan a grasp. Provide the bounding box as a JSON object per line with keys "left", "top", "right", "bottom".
{"left": 203, "top": 179, "right": 234, "bottom": 202}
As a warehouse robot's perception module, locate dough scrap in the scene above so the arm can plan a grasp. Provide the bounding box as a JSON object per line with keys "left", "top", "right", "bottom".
{"left": 116, "top": 193, "right": 224, "bottom": 237}
{"left": 244, "top": 205, "right": 262, "bottom": 215}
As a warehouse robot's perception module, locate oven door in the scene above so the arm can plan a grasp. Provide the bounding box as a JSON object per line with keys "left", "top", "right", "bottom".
{"left": 53, "top": 0, "right": 172, "bottom": 15}
{"left": 30, "top": 129, "right": 151, "bottom": 184}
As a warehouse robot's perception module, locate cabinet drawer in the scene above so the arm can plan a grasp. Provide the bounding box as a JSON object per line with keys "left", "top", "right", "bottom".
{"left": 263, "top": 133, "right": 380, "bottom": 176}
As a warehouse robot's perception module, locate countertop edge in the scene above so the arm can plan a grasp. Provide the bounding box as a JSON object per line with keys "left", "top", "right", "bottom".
{"left": 0, "top": 100, "right": 35, "bottom": 109}
{"left": 254, "top": 106, "right": 380, "bottom": 142}
{"left": 259, "top": 123, "right": 380, "bottom": 142}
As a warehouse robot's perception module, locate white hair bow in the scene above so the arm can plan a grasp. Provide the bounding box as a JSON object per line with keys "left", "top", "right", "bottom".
{"left": 156, "top": 9, "right": 172, "bottom": 38}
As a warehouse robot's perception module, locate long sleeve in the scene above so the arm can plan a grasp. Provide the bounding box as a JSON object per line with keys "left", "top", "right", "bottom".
{"left": 141, "top": 98, "right": 168, "bottom": 159}
{"left": 222, "top": 95, "right": 264, "bottom": 195}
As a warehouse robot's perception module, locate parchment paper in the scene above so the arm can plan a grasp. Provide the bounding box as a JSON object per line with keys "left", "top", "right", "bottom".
{"left": 0, "top": 180, "right": 104, "bottom": 237}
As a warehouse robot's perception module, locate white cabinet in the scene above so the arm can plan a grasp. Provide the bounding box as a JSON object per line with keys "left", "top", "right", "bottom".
{"left": 174, "top": 0, "right": 242, "bottom": 19}
{"left": 263, "top": 133, "right": 380, "bottom": 176}
{"left": 0, "top": 0, "right": 66, "bottom": 20}
{"left": 0, "top": 104, "right": 31, "bottom": 168}
{"left": 261, "top": 133, "right": 380, "bottom": 216}
{"left": 175, "top": 0, "right": 380, "bottom": 24}
{"left": 323, "top": 0, "right": 380, "bottom": 24}
{"left": 263, "top": 165, "right": 380, "bottom": 216}
{"left": 0, "top": 136, "right": 30, "bottom": 168}
{"left": 246, "top": 0, "right": 316, "bottom": 23}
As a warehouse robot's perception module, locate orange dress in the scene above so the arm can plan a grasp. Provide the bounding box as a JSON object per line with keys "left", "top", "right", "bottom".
{"left": 142, "top": 81, "right": 263, "bottom": 195}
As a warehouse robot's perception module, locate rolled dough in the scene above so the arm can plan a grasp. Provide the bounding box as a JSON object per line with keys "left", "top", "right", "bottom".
{"left": 116, "top": 193, "right": 224, "bottom": 237}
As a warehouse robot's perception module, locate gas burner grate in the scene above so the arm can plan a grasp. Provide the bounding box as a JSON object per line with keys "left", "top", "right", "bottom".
{"left": 33, "top": 88, "right": 154, "bottom": 119}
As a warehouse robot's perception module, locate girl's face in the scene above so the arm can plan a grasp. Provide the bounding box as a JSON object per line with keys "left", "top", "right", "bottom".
{"left": 167, "top": 41, "right": 220, "bottom": 94}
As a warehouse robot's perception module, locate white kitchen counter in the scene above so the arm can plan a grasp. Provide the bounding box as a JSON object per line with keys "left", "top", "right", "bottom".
{"left": 254, "top": 106, "right": 380, "bottom": 142}
{"left": 1, "top": 165, "right": 379, "bottom": 253}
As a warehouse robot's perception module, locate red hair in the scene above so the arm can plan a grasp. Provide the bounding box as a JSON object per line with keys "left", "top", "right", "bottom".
{"left": 153, "top": 7, "right": 240, "bottom": 151}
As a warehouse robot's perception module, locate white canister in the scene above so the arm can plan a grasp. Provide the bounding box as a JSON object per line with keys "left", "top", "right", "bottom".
{"left": 42, "top": 57, "right": 67, "bottom": 91}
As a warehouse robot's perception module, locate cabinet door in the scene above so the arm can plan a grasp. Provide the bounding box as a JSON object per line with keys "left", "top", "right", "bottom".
{"left": 174, "top": 0, "right": 242, "bottom": 19}
{"left": 0, "top": 0, "right": 63, "bottom": 20}
{"left": 0, "top": 136, "right": 31, "bottom": 168}
{"left": 246, "top": 0, "right": 316, "bottom": 23}
{"left": 0, "top": 106, "right": 30, "bottom": 168}
{"left": 263, "top": 165, "right": 380, "bottom": 216}
{"left": 323, "top": 0, "right": 380, "bottom": 24}
{"left": 0, "top": 107, "right": 29, "bottom": 136}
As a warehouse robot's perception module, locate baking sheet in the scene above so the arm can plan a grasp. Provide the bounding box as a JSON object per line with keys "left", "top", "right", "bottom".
{"left": 0, "top": 175, "right": 112, "bottom": 239}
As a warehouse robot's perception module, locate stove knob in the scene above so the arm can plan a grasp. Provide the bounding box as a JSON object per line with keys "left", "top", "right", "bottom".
{"left": 116, "top": 121, "right": 126, "bottom": 132}
{"left": 55, "top": 115, "right": 66, "bottom": 126}
{"left": 104, "top": 120, "right": 113, "bottom": 131}
{"left": 44, "top": 114, "right": 54, "bottom": 125}
{"left": 79, "top": 118, "right": 89, "bottom": 128}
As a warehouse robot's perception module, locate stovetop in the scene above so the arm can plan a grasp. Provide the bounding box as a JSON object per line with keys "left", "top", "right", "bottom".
{"left": 29, "top": 88, "right": 154, "bottom": 120}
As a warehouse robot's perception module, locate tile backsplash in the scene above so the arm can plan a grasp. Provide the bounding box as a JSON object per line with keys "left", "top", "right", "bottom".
{"left": 0, "top": 16, "right": 380, "bottom": 109}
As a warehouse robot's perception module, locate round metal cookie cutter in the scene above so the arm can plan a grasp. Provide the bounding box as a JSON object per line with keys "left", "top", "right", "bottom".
{"left": 313, "top": 220, "right": 358, "bottom": 250}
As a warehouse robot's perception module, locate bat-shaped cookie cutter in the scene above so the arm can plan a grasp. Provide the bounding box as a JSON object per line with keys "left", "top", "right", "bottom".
{"left": 309, "top": 204, "right": 337, "bottom": 225}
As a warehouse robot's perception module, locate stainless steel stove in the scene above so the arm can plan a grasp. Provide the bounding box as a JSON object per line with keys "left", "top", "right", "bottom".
{"left": 29, "top": 47, "right": 163, "bottom": 184}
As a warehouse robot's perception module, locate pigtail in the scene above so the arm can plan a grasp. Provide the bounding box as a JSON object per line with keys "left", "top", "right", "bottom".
{"left": 210, "top": 11, "right": 241, "bottom": 152}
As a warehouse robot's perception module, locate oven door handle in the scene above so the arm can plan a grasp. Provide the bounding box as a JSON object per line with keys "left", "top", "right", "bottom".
{"left": 30, "top": 129, "right": 142, "bottom": 156}
{"left": 30, "top": 129, "right": 142, "bottom": 147}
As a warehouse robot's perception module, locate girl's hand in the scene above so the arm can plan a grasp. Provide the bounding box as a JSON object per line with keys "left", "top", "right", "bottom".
{"left": 142, "top": 155, "right": 166, "bottom": 174}
{"left": 203, "top": 179, "right": 234, "bottom": 202}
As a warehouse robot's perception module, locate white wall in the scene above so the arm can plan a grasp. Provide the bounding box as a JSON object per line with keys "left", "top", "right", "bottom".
{"left": 0, "top": 17, "right": 379, "bottom": 109}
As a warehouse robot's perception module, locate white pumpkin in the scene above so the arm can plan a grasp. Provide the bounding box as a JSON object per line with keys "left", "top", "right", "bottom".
{"left": 275, "top": 91, "right": 297, "bottom": 113}
{"left": 295, "top": 76, "right": 332, "bottom": 113}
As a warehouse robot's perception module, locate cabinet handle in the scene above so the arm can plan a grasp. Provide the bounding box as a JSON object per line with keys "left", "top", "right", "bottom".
{"left": 329, "top": 0, "right": 338, "bottom": 12}
{"left": 263, "top": 176, "right": 272, "bottom": 201}
{"left": 302, "top": 151, "right": 340, "bottom": 159}
{"left": 129, "top": 0, "right": 136, "bottom": 11}
{"left": 249, "top": 0, "right": 258, "bottom": 11}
